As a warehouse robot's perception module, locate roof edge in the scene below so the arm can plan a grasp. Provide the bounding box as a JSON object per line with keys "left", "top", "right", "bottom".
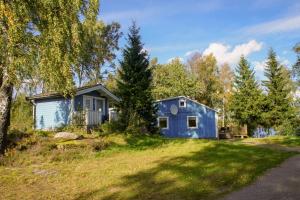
{"left": 156, "top": 96, "right": 218, "bottom": 112}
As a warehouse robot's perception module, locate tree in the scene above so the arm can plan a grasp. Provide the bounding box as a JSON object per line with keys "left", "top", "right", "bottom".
{"left": 0, "top": 0, "right": 100, "bottom": 154}
{"left": 104, "top": 72, "right": 118, "bottom": 93}
{"left": 116, "top": 23, "right": 157, "bottom": 133}
{"left": 152, "top": 58, "right": 200, "bottom": 99}
{"left": 230, "top": 56, "right": 263, "bottom": 135}
{"left": 187, "top": 53, "right": 221, "bottom": 108}
{"left": 263, "top": 49, "right": 295, "bottom": 129}
{"left": 293, "top": 43, "right": 300, "bottom": 86}
{"left": 219, "top": 63, "right": 234, "bottom": 127}
{"left": 76, "top": 21, "right": 121, "bottom": 86}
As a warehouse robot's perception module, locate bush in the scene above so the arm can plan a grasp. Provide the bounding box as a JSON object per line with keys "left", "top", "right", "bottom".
{"left": 276, "top": 118, "right": 300, "bottom": 136}
{"left": 100, "top": 121, "right": 122, "bottom": 134}
{"left": 10, "top": 94, "right": 33, "bottom": 132}
{"left": 89, "top": 139, "right": 109, "bottom": 151}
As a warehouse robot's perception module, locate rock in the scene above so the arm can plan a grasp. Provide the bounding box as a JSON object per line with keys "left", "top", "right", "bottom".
{"left": 33, "top": 169, "right": 57, "bottom": 176}
{"left": 54, "top": 132, "right": 82, "bottom": 140}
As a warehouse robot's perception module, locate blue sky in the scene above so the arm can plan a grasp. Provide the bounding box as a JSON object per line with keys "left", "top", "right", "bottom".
{"left": 99, "top": 0, "right": 300, "bottom": 80}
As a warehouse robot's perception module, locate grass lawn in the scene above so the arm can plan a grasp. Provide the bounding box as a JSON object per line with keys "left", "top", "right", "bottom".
{"left": 240, "top": 136, "right": 300, "bottom": 147}
{"left": 0, "top": 133, "right": 297, "bottom": 200}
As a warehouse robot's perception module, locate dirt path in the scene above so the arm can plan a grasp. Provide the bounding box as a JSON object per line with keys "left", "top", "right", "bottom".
{"left": 222, "top": 144, "right": 300, "bottom": 200}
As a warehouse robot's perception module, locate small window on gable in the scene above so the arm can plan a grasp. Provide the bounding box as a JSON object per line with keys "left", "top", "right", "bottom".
{"left": 158, "top": 117, "right": 168, "bottom": 129}
{"left": 187, "top": 116, "right": 198, "bottom": 129}
{"left": 179, "top": 99, "right": 186, "bottom": 108}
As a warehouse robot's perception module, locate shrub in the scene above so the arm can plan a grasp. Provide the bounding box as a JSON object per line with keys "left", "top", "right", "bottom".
{"left": 276, "top": 117, "right": 300, "bottom": 136}
{"left": 100, "top": 121, "right": 122, "bottom": 134}
{"left": 10, "top": 94, "right": 33, "bottom": 132}
{"left": 90, "top": 139, "right": 109, "bottom": 151}
{"left": 34, "top": 130, "right": 51, "bottom": 137}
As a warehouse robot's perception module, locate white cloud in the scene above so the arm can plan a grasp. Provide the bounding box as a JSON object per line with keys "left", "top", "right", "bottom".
{"left": 184, "top": 49, "right": 201, "bottom": 57}
{"left": 253, "top": 60, "right": 266, "bottom": 73}
{"left": 202, "top": 40, "right": 263, "bottom": 65}
{"left": 244, "top": 15, "right": 300, "bottom": 35}
{"left": 167, "top": 57, "right": 184, "bottom": 63}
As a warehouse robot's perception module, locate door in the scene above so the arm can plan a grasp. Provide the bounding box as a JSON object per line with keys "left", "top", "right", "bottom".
{"left": 83, "top": 96, "right": 93, "bottom": 111}
{"left": 95, "top": 99, "right": 104, "bottom": 113}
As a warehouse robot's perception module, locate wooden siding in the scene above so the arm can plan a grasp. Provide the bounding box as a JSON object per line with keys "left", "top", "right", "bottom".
{"left": 74, "top": 91, "right": 109, "bottom": 120}
{"left": 157, "top": 97, "right": 217, "bottom": 138}
{"left": 35, "top": 98, "right": 71, "bottom": 129}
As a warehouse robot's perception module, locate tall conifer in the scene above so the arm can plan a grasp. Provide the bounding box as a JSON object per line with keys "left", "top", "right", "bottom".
{"left": 263, "top": 49, "right": 294, "bottom": 128}
{"left": 230, "top": 56, "right": 263, "bottom": 135}
{"left": 116, "top": 23, "right": 157, "bottom": 133}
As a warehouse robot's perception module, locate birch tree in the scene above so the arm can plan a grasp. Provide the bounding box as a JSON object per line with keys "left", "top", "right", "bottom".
{"left": 0, "top": 0, "right": 100, "bottom": 154}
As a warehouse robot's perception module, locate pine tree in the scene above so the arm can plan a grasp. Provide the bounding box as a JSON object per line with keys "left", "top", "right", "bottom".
{"left": 116, "top": 23, "right": 157, "bottom": 133}
{"left": 230, "top": 56, "right": 263, "bottom": 135}
{"left": 263, "top": 49, "right": 294, "bottom": 129}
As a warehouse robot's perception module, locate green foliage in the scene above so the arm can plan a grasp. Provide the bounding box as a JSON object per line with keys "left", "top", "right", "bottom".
{"left": 100, "top": 121, "right": 122, "bottom": 134}
{"left": 152, "top": 58, "right": 199, "bottom": 99}
{"left": 116, "top": 23, "right": 157, "bottom": 133}
{"left": 76, "top": 20, "right": 121, "bottom": 86}
{"left": 219, "top": 63, "right": 234, "bottom": 127}
{"left": 230, "top": 56, "right": 263, "bottom": 135}
{"left": 262, "top": 49, "right": 295, "bottom": 129}
{"left": 10, "top": 94, "right": 33, "bottom": 132}
{"left": 188, "top": 53, "right": 222, "bottom": 108}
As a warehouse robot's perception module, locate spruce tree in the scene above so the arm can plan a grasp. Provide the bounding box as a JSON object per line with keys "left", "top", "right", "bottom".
{"left": 263, "top": 49, "right": 294, "bottom": 129}
{"left": 230, "top": 56, "right": 263, "bottom": 135}
{"left": 116, "top": 23, "right": 157, "bottom": 133}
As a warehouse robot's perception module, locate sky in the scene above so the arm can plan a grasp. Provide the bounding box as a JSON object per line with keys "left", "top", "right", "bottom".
{"left": 99, "top": 0, "right": 300, "bottom": 80}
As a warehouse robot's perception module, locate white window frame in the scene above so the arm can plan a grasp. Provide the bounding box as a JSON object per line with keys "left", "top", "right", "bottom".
{"left": 83, "top": 95, "right": 105, "bottom": 114}
{"left": 187, "top": 116, "right": 198, "bottom": 129}
{"left": 83, "top": 95, "right": 93, "bottom": 111}
{"left": 157, "top": 117, "right": 169, "bottom": 129}
{"left": 94, "top": 96, "right": 106, "bottom": 114}
{"left": 179, "top": 99, "right": 186, "bottom": 108}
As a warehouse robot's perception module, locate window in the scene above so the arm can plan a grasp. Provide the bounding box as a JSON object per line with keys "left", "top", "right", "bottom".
{"left": 83, "top": 97, "right": 93, "bottom": 110}
{"left": 158, "top": 117, "right": 168, "bottom": 129}
{"left": 179, "top": 99, "right": 186, "bottom": 107}
{"left": 187, "top": 116, "right": 198, "bottom": 129}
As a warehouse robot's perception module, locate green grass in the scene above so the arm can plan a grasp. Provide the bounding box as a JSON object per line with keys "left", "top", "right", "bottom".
{"left": 241, "top": 136, "right": 300, "bottom": 147}
{"left": 0, "top": 133, "right": 296, "bottom": 200}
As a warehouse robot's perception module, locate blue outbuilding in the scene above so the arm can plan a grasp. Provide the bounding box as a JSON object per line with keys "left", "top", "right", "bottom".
{"left": 27, "top": 84, "right": 120, "bottom": 130}
{"left": 156, "top": 96, "right": 218, "bottom": 138}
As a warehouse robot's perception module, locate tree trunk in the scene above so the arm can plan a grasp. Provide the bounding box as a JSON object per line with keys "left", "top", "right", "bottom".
{"left": 0, "top": 82, "right": 13, "bottom": 154}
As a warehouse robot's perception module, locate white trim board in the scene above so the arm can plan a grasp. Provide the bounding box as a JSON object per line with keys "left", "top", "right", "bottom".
{"left": 157, "top": 117, "right": 169, "bottom": 130}
{"left": 187, "top": 116, "right": 198, "bottom": 129}
{"left": 83, "top": 95, "right": 106, "bottom": 114}
{"left": 156, "top": 96, "right": 217, "bottom": 112}
{"left": 76, "top": 84, "right": 120, "bottom": 102}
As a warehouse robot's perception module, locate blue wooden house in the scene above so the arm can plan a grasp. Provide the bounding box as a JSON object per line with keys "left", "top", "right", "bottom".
{"left": 27, "top": 84, "right": 120, "bottom": 130}
{"left": 156, "top": 96, "right": 218, "bottom": 138}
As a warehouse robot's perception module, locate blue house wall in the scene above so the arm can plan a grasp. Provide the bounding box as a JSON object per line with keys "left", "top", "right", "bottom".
{"left": 35, "top": 98, "right": 71, "bottom": 129}
{"left": 35, "top": 91, "right": 109, "bottom": 130}
{"left": 73, "top": 91, "right": 109, "bottom": 116}
{"left": 157, "top": 97, "right": 217, "bottom": 138}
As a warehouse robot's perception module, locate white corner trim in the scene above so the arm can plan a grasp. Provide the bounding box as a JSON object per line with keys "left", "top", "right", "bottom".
{"left": 157, "top": 116, "right": 169, "bottom": 130}
{"left": 187, "top": 116, "right": 198, "bottom": 129}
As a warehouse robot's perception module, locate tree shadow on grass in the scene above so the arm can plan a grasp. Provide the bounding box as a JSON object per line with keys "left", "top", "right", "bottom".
{"left": 76, "top": 142, "right": 293, "bottom": 200}
{"left": 106, "top": 134, "right": 188, "bottom": 151}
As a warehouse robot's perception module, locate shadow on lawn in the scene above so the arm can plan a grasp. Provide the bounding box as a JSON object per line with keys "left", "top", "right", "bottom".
{"left": 107, "top": 134, "right": 188, "bottom": 151}
{"left": 76, "top": 142, "right": 293, "bottom": 200}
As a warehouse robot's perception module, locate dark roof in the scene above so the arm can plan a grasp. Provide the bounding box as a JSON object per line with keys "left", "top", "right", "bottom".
{"left": 26, "top": 83, "right": 119, "bottom": 102}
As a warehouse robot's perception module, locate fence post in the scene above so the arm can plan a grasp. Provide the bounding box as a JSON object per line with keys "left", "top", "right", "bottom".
{"left": 85, "top": 108, "right": 89, "bottom": 126}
